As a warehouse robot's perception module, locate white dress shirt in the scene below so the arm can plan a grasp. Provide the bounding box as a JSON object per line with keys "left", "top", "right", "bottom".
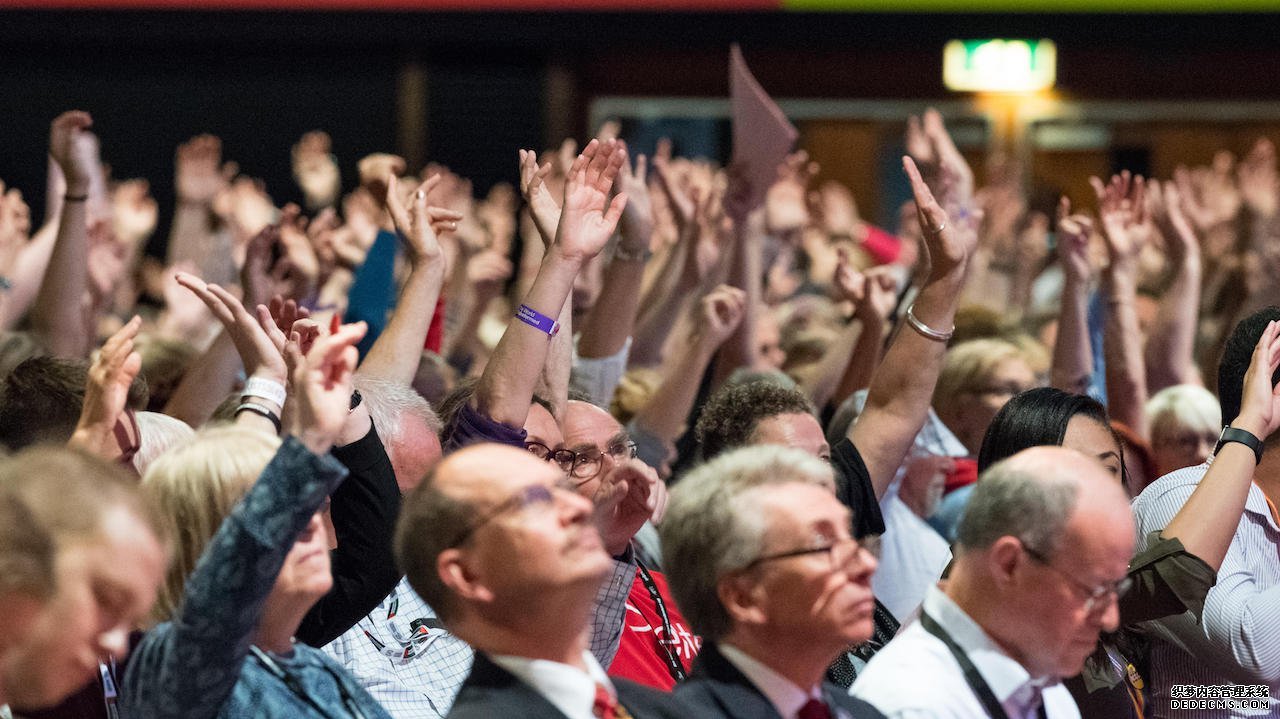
{"left": 489, "top": 651, "right": 615, "bottom": 719}
{"left": 721, "top": 644, "right": 858, "bottom": 719}
{"left": 851, "top": 587, "right": 1080, "bottom": 719}
{"left": 1132, "top": 460, "right": 1280, "bottom": 718}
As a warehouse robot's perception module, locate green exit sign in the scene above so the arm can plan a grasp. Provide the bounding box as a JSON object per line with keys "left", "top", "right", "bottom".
{"left": 943, "top": 39, "right": 1057, "bottom": 93}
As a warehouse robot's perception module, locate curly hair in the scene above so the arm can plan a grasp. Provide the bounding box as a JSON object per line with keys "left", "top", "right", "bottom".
{"left": 694, "top": 380, "right": 816, "bottom": 461}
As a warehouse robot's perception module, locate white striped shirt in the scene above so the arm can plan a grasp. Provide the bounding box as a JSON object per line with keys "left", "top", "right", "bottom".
{"left": 1131, "top": 461, "right": 1280, "bottom": 718}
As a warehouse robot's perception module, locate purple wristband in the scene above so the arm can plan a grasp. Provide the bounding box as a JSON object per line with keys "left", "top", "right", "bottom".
{"left": 516, "top": 304, "right": 560, "bottom": 337}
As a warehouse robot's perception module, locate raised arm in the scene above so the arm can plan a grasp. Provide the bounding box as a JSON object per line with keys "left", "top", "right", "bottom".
{"left": 1093, "top": 172, "right": 1152, "bottom": 438}
{"left": 631, "top": 285, "right": 745, "bottom": 446}
{"left": 168, "top": 135, "right": 237, "bottom": 286}
{"left": 1144, "top": 180, "right": 1204, "bottom": 391}
{"left": 826, "top": 258, "right": 898, "bottom": 410}
{"left": 1050, "top": 197, "right": 1096, "bottom": 394}
{"left": 850, "top": 154, "right": 976, "bottom": 500}
{"left": 31, "top": 111, "right": 98, "bottom": 358}
{"left": 122, "top": 323, "right": 364, "bottom": 719}
{"left": 577, "top": 145, "right": 652, "bottom": 361}
{"left": 357, "top": 174, "right": 460, "bottom": 385}
{"left": 471, "top": 139, "right": 626, "bottom": 428}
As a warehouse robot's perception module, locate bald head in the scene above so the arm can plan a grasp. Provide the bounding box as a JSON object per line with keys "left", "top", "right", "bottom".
{"left": 956, "top": 446, "right": 1127, "bottom": 557}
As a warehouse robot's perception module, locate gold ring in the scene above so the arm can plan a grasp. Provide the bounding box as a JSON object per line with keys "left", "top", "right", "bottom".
{"left": 927, "top": 221, "right": 946, "bottom": 235}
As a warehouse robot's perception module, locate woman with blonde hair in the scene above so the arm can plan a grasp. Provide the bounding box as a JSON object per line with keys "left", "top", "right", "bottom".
{"left": 1144, "top": 383, "right": 1221, "bottom": 477}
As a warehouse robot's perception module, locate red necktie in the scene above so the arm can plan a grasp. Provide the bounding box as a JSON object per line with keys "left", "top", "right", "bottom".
{"left": 593, "top": 683, "right": 618, "bottom": 719}
{"left": 798, "top": 698, "right": 834, "bottom": 719}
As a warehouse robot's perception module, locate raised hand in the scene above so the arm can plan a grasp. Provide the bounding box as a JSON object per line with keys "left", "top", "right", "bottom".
{"left": 70, "top": 315, "right": 143, "bottom": 459}
{"left": 649, "top": 149, "right": 695, "bottom": 234}
{"left": 553, "top": 138, "right": 628, "bottom": 263}
{"left": 1234, "top": 320, "right": 1280, "bottom": 439}
{"left": 357, "top": 152, "right": 406, "bottom": 204}
{"left": 1238, "top": 138, "right": 1279, "bottom": 220}
{"left": 1149, "top": 180, "right": 1200, "bottom": 265}
{"left": 257, "top": 295, "right": 313, "bottom": 355}
{"left": 49, "top": 111, "right": 99, "bottom": 195}
{"left": 765, "top": 150, "right": 818, "bottom": 235}
{"left": 811, "top": 180, "right": 861, "bottom": 238}
{"left": 692, "top": 284, "right": 747, "bottom": 348}
{"left": 177, "top": 271, "right": 287, "bottom": 384}
{"left": 903, "top": 155, "right": 973, "bottom": 281}
{"left": 0, "top": 183, "right": 32, "bottom": 274}
{"left": 518, "top": 149, "right": 562, "bottom": 247}
{"left": 922, "top": 108, "right": 975, "bottom": 205}
{"left": 292, "top": 130, "right": 341, "bottom": 210}
{"left": 385, "top": 174, "right": 460, "bottom": 271}
{"left": 112, "top": 179, "right": 159, "bottom": 247}
{"left": 287, "top": 320, "right": 367, "bottom": 455}
{"left": 1056, "top": 196, "right": 1095, "bottom": 284}
{"left": 1090, "top": 171, "right": 1153, "bottom": 277}
{"left": 175, "top": 134, "right": 236, "bottom": 204}
{"left": 591, "top": 458, "right": 667, "bottom": 556}
{"left": 615, "top": 142, "right": 653, "bottom": 252}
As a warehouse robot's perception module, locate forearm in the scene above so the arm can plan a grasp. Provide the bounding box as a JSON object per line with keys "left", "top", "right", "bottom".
{"left": 631, "top": 246, "right": 692, "bottom": 367}
{"left": 358, "top": 265, "right": 443, "bottom": 385}
{"left": 1103, "top": 271, "right": 1149, "bottom": 437}
{"left": 851, "top": 268, "right": 966, "bottom": 499}
{"left": 710, "top": 222, "right": 763, "bottom": 387}
{"left": 633, "top": 340, "right": 718, "bottom": 442}
{"left": 30, "top": 199, "right": 90, "bottom": 357}
{"left": 800, "top": 318, "right": 865, "bottom": 412}
{"left": 163, "top": 330, "right": 241, "bottom": 428}
{"left": 0, "top": 221, "right": 57, "bottom": 330}
{"left": 833, "top": 316, "right": 885, "bottom": 409}
{"left": 1051, "top": 273, "right": 1094, "bottom": 394}
{"left": 578, "top": 254, "right": 645, "bottom": 359}
{"left": 474, "top": 252, "right": 580, "bottom": 426}
{"left": 311, "top": 266, "right": 355, "bottom": 330}
{"left": 1144, "top": 256, "right": 1203, "bottom": 392}
{"left": 538, "top": 289, "right": 573, "bottom": 420}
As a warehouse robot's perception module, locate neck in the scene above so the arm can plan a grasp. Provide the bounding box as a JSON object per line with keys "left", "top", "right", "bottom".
{"left": 455, "top": 592, "right": 595, "bottom": 671}
{"left": 1254, "top": 451, "right": 1280, "bottom": 506}
{"left": 946, "top": 569, "right": 1038, "bottom": 675}
{"left": 254, "top": 594, "right": 312, "bottom": 654}
{"left": 721, "top": 629, "right": 831, "bottom": 691}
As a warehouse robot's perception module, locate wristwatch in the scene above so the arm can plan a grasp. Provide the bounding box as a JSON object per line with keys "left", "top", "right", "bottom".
{"left": 1214, "top": 426, "right": 1263, "bottom": 465}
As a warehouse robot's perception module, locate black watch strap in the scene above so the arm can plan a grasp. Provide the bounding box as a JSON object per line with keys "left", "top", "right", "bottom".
{"left": 1215, "top": 426, "right": 1263, "bottom": 465}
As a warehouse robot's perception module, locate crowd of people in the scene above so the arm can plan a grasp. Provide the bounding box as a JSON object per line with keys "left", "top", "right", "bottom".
{"left": 0, "top": 101, "right": 1277, "bottom": 719}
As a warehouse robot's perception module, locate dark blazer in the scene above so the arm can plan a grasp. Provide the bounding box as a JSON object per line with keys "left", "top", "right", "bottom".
{"left": 447, "top": 652, "right": 691, "bottom": 719}
{"left": 674, "top": 643, "right": 887, "bottom": 719}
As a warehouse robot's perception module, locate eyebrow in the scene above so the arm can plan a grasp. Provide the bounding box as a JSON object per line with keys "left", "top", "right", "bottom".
{"left": 1098, "top": 451, "right": 1121, "bottom": 463}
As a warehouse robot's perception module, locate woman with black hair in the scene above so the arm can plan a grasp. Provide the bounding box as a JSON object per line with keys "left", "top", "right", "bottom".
{"left": 937, "top": 321, "right": 1280, "bottom": 719}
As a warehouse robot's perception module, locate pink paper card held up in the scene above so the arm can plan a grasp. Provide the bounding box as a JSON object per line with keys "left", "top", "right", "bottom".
{"left": 729, "top": 43, "right": 798, "bottom": 201}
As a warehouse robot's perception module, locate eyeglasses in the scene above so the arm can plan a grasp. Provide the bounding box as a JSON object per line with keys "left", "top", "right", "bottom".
{"left": 742, "top": 535, "right": 876, "bottom": 573}
{"left": 525, "top": 441, "right": 578, "bottom": 474}
{"left": 446, "top": 483, "right": 558, "bottom": 549}
{"left": 569, "top": 439, "right": 638, "bottom": 481}
{"left": 1020, "top": 541, "right": 1133, "bottom": 614}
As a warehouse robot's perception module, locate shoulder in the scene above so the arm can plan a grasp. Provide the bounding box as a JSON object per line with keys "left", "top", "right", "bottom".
{"left": 617, "top": 678, "right": 694, "bottom": 719}
{"left": 1131, "top": 464, "right": 1208, "bottom": 528}
{"left": 850, "top": 625, "right": 964, "bottom": 712}
{"left": 826, "top": 684, "right": 889, "bottom": 718}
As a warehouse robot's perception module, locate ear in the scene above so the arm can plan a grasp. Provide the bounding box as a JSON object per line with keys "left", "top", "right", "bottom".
{"left": 987, "top": 536, "right": 1025, "bottom": 589}
{"left": 437, "top": 548, "right": 494, "bottom": 604}
{"left": 716, "top": 573, "right": 768, "bottom": 628}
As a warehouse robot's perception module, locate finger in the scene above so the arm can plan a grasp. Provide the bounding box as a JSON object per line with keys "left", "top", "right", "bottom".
{"left": 1089, "top": 176, "right": 1107, "bottom": 202}
{"left": 634, "top": 154, "right": 647, "bottom": 184}
{"left": 602, "top": 192, "right": 628, "bottom": 229}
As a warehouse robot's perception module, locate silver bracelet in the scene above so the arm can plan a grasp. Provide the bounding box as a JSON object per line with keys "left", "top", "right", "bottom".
{"left": 905, "top": 304, "right": 954, "bottom": 342}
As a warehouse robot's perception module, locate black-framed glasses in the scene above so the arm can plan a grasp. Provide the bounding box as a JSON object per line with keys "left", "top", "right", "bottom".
{"left": 446, "top": 484, "right": 558, "bottom": 549}
{"left": 570, "top": 439, "right": 638, "bottom": 480}
{"left": 525, "top": 441, "right": 578, "bottom": 474}
{"left": 1020, "top": 540, "right": 1133, "bottom": 614}
{"left": 742, "top": 535, "right": 874, "bottom": 572}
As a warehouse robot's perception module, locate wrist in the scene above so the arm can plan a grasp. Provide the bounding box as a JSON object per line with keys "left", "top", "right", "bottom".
{"left": 1231, "top": 413, "right": 1268, "bottom": 439}
{"left": 297, "top": 427, "right": 337, "bottom": 457}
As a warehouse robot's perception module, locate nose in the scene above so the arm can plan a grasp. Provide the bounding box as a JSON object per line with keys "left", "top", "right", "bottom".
{"left": 1096, "top": 594, "right": 1121, "bottom": 633}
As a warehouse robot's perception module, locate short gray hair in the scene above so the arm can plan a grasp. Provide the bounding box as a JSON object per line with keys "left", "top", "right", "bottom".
{"left": 955, "top": 455, "right": 1080, "bottom": 558}
{"left": 355, "top": 376, "right": 442, "bottom": 460}
{"left": 661, "top": 445, "right": 834, "bottom": 642}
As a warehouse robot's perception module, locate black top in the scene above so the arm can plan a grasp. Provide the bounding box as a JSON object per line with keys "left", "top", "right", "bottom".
{"left": 447, "top": 652, "right": 690, "bottom": 719}
{"left": 297, "top": 421, "right": 403, "bottom": 647}
{"left": 675, "top": 642, "right": 887, "bottom": 719}
{"left": 831, "top": 437, "right": 886, "bottom": 539}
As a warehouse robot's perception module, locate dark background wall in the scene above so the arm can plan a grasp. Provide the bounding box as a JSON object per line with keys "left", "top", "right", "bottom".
{"left": 3, "top": 10, "right": 1280, "bottom": 250}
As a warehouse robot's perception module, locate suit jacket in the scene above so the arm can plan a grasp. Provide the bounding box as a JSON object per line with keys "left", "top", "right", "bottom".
{"left": 448, "top": 652, "right": 690, "bottom": 719}
{"left": 674, "top": 643, "right": 887, "bottom": 719}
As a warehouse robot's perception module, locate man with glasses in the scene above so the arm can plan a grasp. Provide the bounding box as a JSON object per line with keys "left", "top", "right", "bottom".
{"left": 560, "top": 400, "right": 691, "bottom": 691}
{"left": 660, "top": 444, "right": 885, "bottom": 719}
{"left": 851, "top": 446, "right": 1135, "bottom": 718}
{"left": 394, "top": 443, "right": 684, "bottom": 719}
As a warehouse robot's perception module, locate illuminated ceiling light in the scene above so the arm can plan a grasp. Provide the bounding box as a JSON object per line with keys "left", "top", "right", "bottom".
{"left": 943, "top": 39, "right": 1057, "bottom": 93}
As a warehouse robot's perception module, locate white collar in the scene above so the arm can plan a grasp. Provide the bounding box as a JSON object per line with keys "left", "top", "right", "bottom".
{"left": 489, "top": 651, "right": 614, "bottom": 719}
{"left": 922, "top": 587, "right": 1053, "bottom": 710}
{"left": 719, "top": 643, "right": 824, "bottom": 719}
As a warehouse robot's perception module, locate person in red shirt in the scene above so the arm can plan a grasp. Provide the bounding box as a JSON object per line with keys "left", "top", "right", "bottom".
{"left": 560, "top": 400, "right": 701, "bottom": 690}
